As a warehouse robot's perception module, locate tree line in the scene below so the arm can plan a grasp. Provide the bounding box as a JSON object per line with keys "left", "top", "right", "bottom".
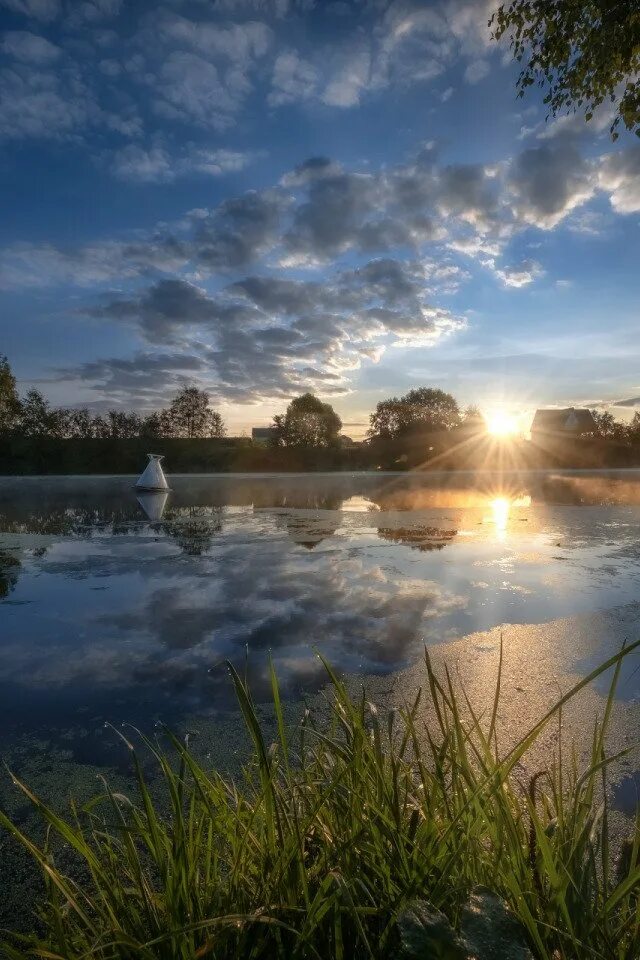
{"left": 3, "top": 354, "right": 640, "bottom": 454}
{"left": 270, "top": 389, "right": 484, "bottom": 449}
{"left": 0, "top": 357, "right": 225, "bottom": 440}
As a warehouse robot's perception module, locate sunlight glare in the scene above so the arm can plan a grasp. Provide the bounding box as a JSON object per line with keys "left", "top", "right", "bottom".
{"left": 490, "top": 496, "right": 510, "bottom": 532}
{"left": 486, "top": 410, "right": 518, "bottom": 437}
{"left": 486, "top": 494, "right": 531, "bottom": 537}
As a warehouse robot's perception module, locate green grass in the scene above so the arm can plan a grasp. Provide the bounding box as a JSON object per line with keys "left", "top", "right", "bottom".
{"left": 3, "top": 643, "right": 640, "bottom": 959}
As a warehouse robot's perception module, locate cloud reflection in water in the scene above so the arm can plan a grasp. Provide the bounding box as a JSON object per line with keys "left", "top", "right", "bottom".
{"left": 1, "top": 472, "right": 640, "bottom": 735}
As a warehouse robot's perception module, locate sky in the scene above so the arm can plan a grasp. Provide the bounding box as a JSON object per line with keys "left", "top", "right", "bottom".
{"left": 0, "top": 0, "right": 639, "bottom": 438}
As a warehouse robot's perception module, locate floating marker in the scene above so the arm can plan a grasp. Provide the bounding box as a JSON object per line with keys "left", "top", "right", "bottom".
{"left": 135, "top": 454, "right": 170, "bottom": 492}
{"left": 137, "top": 490, "right": 169, "bottom": 521}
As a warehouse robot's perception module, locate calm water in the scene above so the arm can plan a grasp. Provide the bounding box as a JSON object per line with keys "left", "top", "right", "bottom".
{"left": 2, "top": 470, "right": 640, "bottom": 762}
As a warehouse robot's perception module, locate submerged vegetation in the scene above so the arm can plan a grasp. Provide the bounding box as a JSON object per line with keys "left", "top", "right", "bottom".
{"left": 3, "top": 646, "right": 640, "bottom": 959}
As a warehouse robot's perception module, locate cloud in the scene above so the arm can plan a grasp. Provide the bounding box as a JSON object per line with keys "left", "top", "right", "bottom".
{"left": 372, "top": 2, "right": 451, "bottom": 91}
{"left": 464, "top": 58, "right": 489, "bottom": 84}
{"left": 285, "top": 169, "right": 379, "bottom": 258}
{"left": 151, "top": 52, "right": 245, "bottom": 131}
{"left": 0, "top": 0, "right": 504, "bottom": 148}
{"left": 110, "top": 144, "right": 174, "bottom": 183}
{"left": 613, "top": 397, "right": 640, "bottom": 408}
{"left": 139, "top": 14, "right": 272, "bottom": 130}
{"left": 598, "top": 147, "right": 640, "bottom": 214}
{"left": 64, "top": 0, "right": 122, "bottom": 25}
{"left": 1, "top": 30, "right": 61, "bottom": 62}
{"left": 194, "top": 189, "right": 288, "bottom": 270}
{"left": 0, "top": 533, "right": 466, "bottom": 710}
{"left": 494, "top": 259, "right": 543, "bottom": 288}
{"left": 88, "top": 279, "right": 226, "bottom": 338}
{"left": 0, "top": 0, "right": 60, "bottom": 21}
{"left": 322, "top": 47, "right": 371, "bottom": 108}
{"left": 520, "top": 97, "right": 618, "bottom": 142}
{"left": 65, "top": 256, "right": 465, "bottom": 404}
{"left": 437, "top": 162, "right": 500, "bottom": 228}
{"left": 0, "top": 234, "right": 189, "bottom": 288}
{"left": 268, "top": 49, "right": 318, "bottom": 106}
{"left": 56, "top": 351, "right": 209, "bottom": 408}
{"left": 509, "top": 141, "right": 595, "bottom": 229}
{"left": 110, "top": 144, "right": 256, "bottom": 183}
{"left": 1, "top": 136, "right": 632, "bottom": 297}
{"left": 280, "top": 155, "right": 342, "bottom": 186}
{"left": 155, "top": 13, "right": 272, "bottom": 62}
{"left": 0, "top": 62, "right": 93, "bottom": 139}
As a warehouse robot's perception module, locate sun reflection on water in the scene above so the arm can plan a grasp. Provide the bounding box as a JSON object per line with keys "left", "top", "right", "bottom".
{"left": 490, "top": 496, "right": 510, "bottom": 532}
{"left": 487, "top": 494, "right": 532, "bottom": 537}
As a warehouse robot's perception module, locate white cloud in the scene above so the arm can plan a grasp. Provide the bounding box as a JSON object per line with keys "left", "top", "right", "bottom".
{"left": 156, "top": 13, "right": 272, "bottom": 62}
{"left": 372, "top": 3, "right": 451, "bottom": 90}
{"left": 0, "top": 63, "right": 92, "bottom": 139}
{"left": 1, "top": 30, "right": 61, "bottom": 62}
{"left": 152, "top": 52, "right": 243, "bottom": 130}
{"left": 494, "top": 259, "right": 543, "bottom": 288}
{"left": 110, "top": 143, "right": 257, "bottom": 183}
{"left": 0, "top": 0, "right": 506, "bottom": 148}
{"left": 2, "top": 139, "right": 633, "bottom": 297}
{"left": 598, "top": 148, "right": 640, "bottom": 214}
{"left": 131, "top": 14, "right": 273, "bottom": 130}
{"left": 110, "top": 144, "right": 174, "bottom": 182}
{"left": 268, "top": 49, "right": 318, "bottom": 106}
{"left": 445, "top": 0, "right": 494, "bottom": 56}
{"left": 322, "top": 48, "right": 371, "bottom": 108}
{"left": 464, "top": 58, "right": 489, "bottom": 84}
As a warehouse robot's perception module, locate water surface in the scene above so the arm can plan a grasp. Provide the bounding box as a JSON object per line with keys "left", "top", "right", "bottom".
{"left": 2, "top": 470, "right": 640, "bottom": 762}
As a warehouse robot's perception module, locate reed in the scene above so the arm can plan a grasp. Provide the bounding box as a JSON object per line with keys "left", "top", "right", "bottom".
{"left": 2, "top": 642, "right": 640, "bottom": 959}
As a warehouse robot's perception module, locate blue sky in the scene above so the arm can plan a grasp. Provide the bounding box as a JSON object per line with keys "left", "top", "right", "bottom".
{"left": 1, "top": 0, "right": 639, "bottom": 436}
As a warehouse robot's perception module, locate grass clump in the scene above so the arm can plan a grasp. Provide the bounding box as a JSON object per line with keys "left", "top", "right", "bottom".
{"left": 2, "top": 645, "right": 640, "bottom": 959}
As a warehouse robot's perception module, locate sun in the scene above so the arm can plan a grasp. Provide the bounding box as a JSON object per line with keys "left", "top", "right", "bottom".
{"left": 486, "top": 410, "right": 519, "bottom": 438}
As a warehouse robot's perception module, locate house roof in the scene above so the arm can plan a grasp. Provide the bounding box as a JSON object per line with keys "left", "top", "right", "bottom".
{"left": 531, "top": 408, "right": 596, "bottom": 433}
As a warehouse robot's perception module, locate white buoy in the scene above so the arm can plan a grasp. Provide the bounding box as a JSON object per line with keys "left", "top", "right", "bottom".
{"left": 137, "top": 491, "right": 169, "bottom": 521}
{"left": 135, "top": 454, "right": 170, "bottom": 492}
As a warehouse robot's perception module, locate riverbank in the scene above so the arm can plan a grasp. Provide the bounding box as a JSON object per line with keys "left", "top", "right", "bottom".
{"left": 2, "top": 433, "right": 640, "bottom": 475}
{"left": 3, "top": 620, "right": 640, "bottom": 958}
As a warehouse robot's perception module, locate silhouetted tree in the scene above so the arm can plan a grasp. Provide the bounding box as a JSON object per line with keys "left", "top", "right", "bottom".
{"left": 140, "top": 411, "right": 166, "bottom": 438}
{"left": 20, "top": 390, "right": 66, "bottom": 438}
{"left": 0, "top": 355, "right": 21, "bottom": 434}
{"left": 65, "top": 408, "right": 98, "bottom": 439}
{"left": 368, "top": 388, "right": 461, "bottom": 441}
{"left": 492, "top": 1, "right": 640, "bottom": 139}
{"left": 591, "top": 409, "right": 629, "bottom": 442}
{"left": 272, "top": 393, "right": 342, "bottom": 448}
{"left": 461, "top": 404, "right": 485, "bottom": 427}
{"left": 165, "top": 387, "right": 225, "bottom": 439}
{"left": 628, "top": 412, "right": 640, "bottom": 446}
{"left": 106, "top": 410, "right": 142, "bottom": 438}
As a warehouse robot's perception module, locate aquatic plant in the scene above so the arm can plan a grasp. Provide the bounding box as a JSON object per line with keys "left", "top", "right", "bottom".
{"left": 2, "top": 643, "right": 640, "bottom": 959}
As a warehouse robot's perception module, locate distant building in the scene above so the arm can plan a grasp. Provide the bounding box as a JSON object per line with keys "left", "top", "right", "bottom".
{"left": 251, "top": 426, "right": 277, "bottom": 443}
{"left": 531, "top": 408, "right": 597, "bottom": 437}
